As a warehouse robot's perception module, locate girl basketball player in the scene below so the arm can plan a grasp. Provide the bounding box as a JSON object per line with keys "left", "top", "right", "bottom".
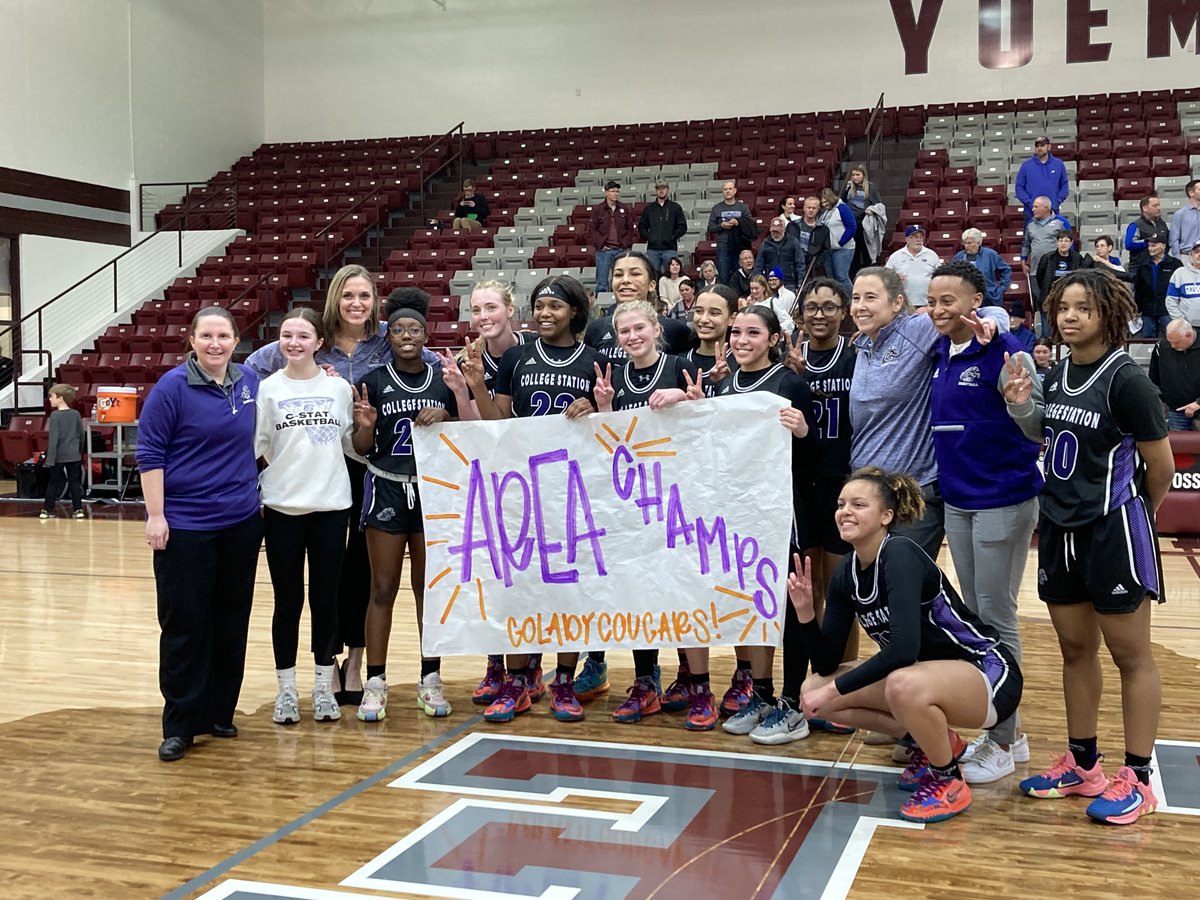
{"left": 592, "top": 299, "right": 701, "bottom": 723}
{"left": 467, "top": 275, "right": 604, "bottom": 724}
{"left": 457, "top": 280, "right": 542, "bottom": 708}
{"left": 788, "top": 467, "right": 1023, "bottom": 824}
{"left": 716, "top": 305, "right": 819, "bottom": 742}
{"left": 255, "top": 308, "right": 356, "bottom": 725}
{"left": 349, "top": 308, "right": 474, "bottom": 722}
{"left": 926, "top": 261, "right": 1043, "bottom": 783}
{"left": 1008, "top": 269, "right": 1174, "bottom": 825}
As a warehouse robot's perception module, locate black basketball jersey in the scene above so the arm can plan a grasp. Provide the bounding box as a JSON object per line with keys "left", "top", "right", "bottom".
{"left": 479, "top": 331, "right": 533, "bottom": 398}
{"left": 611, "top": 354, "right": 700, "bottom": 411}
{"left": 802, "top": 336, "right": 855, "bottom": 479}
{"left": 495, "top": 339, "right": 601, "bottom": 418}
{"left": 1040, "top": 349, "right": 1148, "bottom": 527}
{"left": 585, "top": 314, "right": 691, "bottom": 367}
{"left": 362, "top": 363, "right": 458, "bottom": 477}
{"left": 685, "top": 347, "right": 737, "bottom": 398}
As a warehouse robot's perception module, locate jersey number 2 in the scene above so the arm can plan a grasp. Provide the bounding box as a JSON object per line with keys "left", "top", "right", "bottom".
{"left": 392, "top": 418, "right": 414, "bottom": 456}
{"left": 530, "top": 390, "right": 576, "bottom": 416}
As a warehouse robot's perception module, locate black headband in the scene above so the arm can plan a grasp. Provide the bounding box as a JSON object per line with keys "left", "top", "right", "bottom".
{"left": 534, "top": 282, "right": 573, "bottom": 303}
{"left": 387, "top": 308, "right": 427, "bottom": 327}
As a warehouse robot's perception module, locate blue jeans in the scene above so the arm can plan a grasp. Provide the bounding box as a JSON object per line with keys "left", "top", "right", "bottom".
{"left": 715, "top": 243, "right": 739, "bottom": 284}
{"left": 827, "top": 246, "right": 855, "bottom": 295}
{"left": 593, "top": 248, "right": 621, "bottom": 295}
{"left": 645, "top": 249, "right": 678, "bottom": 277}
{"left": 1138, "top": 314, "right": 1172, "bottom": 338}
{"left": 1168, "top": 409, "right": 1199, "bottom": 431}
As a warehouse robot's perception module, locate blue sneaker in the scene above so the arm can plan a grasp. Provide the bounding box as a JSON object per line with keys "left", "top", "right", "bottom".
{"left": 1085, "top": 766, "right": 1156, "bottom": 825}
{"left": 573, "top": 655, "right": 610, "bottom": 703}
{"left": 1020, "top": 753, "right": 1108, "bottom": 799}
{"left": 722, "top": 691, "right": 769, "bottom": 735}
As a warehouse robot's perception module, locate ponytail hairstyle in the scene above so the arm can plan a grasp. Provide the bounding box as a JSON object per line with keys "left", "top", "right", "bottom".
{"left": 854, "top": 266, "right": 914, "bottom": 315}
{"left": 845, "top": 466, "right": 925, "bottom": 527}
{"left": 690, "top": 284, "right": 739, "bottom": 351}
{"left": 737, "top": 303, "right": 786, "bottom": 363}
{"left": 278, "top": 306, "right": 329, "bottom": 349}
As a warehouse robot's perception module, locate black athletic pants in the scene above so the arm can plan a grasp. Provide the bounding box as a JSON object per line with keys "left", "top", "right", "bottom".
{"left": 336, "top": 457, "right": 370, "bottom": 650}
{"left": 155, "top": 512, "right": 264, "bottom": 739}
{"left": 43, "top": 461, "right": 83, "bottom": 511}
{"left": 264, "top": 506, "right": 349, "bottom": 669}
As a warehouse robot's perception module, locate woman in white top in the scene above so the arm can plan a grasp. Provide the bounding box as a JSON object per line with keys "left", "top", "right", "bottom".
{"left": 255, "top": 307, "right": 357, "bottom": 725}
{"left": 658, "top": 256, "right": 686, "bottom": 309}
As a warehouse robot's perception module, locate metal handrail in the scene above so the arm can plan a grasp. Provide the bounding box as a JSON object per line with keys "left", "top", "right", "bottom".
{"left": 316, "top": 121, "right": 465, "bottom": 272}
{"left": 864, "top": 92, "right": 886, "bottom": 182}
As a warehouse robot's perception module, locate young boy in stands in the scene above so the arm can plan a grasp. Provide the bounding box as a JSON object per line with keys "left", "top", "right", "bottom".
{"left": 40, "top": 384, "right": 86, "bottom": 519}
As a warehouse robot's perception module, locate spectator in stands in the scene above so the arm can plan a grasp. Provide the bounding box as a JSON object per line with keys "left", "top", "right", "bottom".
{"left": 707, "top": 181, "right": 755, "bottom": 283}
{"left": 1149, "top": 319, "right": 1200, "bottom": 431}
{"left": 952, "top": 228, "right": 1011, "bottom": 306}
{"left": 765, "top": 268, "right": 797, "bottom": 334}
{"left": 589, "top": 180, "right": 634, "bottom": 302}
{"left": 1009, "top": 302, "right": 1036, "bottom": 352}
{"left": 697, "top": 259, "right": 720, "bottom": 294}
{"left": 1014, "top": 136, "right": 1069, "bottom": 224}
{"left": 787, "top": 195, "right": 831, "bottom": 283}
{"left": 1169, "top": 179, "right": 1200, "bottom": 261}
{"left": 778, "top": 195, "right": 802, "bottom": 226}
{"left": 1131, "top": 235, "right": 1182, "bottom": 338}
{"left": 658, "top": 256, "right": 686, "bottom": 308}
{"left": 638, "top": 178, "right": 687, "bottom": 274}
{"left": 755, "top": 217, "right": 804, "bottom": 290}
{"left": 819, "top": 188, "right": 857, "bottom": 295}
{"left": 1090, "top": 234, "right": 1125, "bottom": 273}
{"left": 1034, "top": 231, "right": 1092, "bottom": 319}
{"left": 668, "top": 276, "right": 697, "bottom": 322}
{"left": 841, "top": 164, "right": 883, "bottom": 274}
{"left": 138, "top": 306, "right": 263, "bottom": 762}
{"left": 1020, "top": 197, "right": 1072, "bottom": 335}
{"left": 451, "top": 180, "right": 489, "bottom": 232}
{"left": 885, "top": 225, "right": 942, "bottom": 308}
{"left": 1032, "top": 338, "right": 1055, "bottom": 381}
{"left": 1124, "top": 193, "right": 1171, "bottom": 277}
{"left": 1166, "top": 239, "right": 1200, "bottom": 326}
{"left": 727, "top": 249, "right": 756, "bottom": 299}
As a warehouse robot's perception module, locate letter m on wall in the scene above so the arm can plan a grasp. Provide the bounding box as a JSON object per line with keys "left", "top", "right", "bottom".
{"left": 1148, "top": 0, "right": 1200, "bottom": 56}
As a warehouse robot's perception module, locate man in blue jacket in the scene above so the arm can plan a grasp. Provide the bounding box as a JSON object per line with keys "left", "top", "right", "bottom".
{"left": 1014, "top": 137, "right": 1069, "bottom": 224}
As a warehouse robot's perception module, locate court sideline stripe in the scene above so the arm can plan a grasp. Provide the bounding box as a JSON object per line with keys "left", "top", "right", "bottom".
{"left": 160, "top": 715, "right": 482, "bottom": 900}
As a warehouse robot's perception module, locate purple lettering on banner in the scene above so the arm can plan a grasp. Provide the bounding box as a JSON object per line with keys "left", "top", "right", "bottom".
{"left": 493, "top": 469, "right": 534, "bottom": 588}
{"left": 612, "top": 444, "right": 635, "bottom": 500}
{"left": 733, "top": 532, "right": 760, "bottom": 592}
{"left": 447, "top": 459, "right": 502, "bottom": 582}
{"left": 754, "top": 556, "right": 780, "bottom": 618}
{"left": 565, "top": 459, "right": 608, "bottom": 576}
{"left": 635, "top": 461, "right": 665, "bottom": 525}
{"left": 529, "top": 449, "right": 575, "bottom": 585}
{"left": 695, "top": 515, "right": 730, "bottom": 576}
{"left": 664, "top": 482, "right": 695, "bottom": 549}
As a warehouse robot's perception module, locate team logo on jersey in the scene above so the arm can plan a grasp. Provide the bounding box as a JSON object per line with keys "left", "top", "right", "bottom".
{"left": 1047, "top": 381, "right": 1059, "bottom": 393}
{"left": 240, "top": 385, "right": 253, "bottom": 404}
{"left": 957, "top": 365, "right": 982, "bottom": 387}
{"left": 881, "top": 345, "right": 901, "bottom": 364}
{"left": 382, "top": 384, "right": 395, "bottom": 394}
{"left": 376, "top": 507, "right": 395, "bottom": 522}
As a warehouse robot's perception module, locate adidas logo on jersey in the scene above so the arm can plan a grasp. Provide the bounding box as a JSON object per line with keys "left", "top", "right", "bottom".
{"left": 524, "top": 358, "right": 538, "bottom": 366}
{"left": 1112, "top": 583, "right": 1129, "bottom": 595}
{"left": 602, "top": 332, "right": 614, "bottom": 341}
{"left": 382, "top": 384, "right": 395, "bottom": 394}
{"left": 1047, "top": 382, "right": 1059, "bottom": 392}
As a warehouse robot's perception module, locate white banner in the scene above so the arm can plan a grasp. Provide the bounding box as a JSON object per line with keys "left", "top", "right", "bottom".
{"left": 412, "top": 394, "right": 793, "bottom": 656}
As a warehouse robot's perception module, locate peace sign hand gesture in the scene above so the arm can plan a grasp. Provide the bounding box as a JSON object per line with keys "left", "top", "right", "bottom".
{"left": 707, "top": 339, "right": 731, "bottom": 384}
{"left": 438, "top": 349, "right": 467, "bottom": 393}
{"left": 593, "top": 362, "right": 615, "bottom": 412}
{"left": 962, "top": 309, "right": 997, "bottom": 345}
{"left": 683, "top": 368, "right": 705, "bottom": 400}
{"left": 351, "top": 383, "right": 377, "bottom": 431}
{"left": 1001, "top": 351, "right": 1033, "bottom": 406}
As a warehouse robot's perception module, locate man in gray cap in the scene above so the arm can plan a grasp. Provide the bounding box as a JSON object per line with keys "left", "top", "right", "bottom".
{"left": 637, "top": 178, "right": 688, "bottom": 275}
{"left": 755, "top": 216, "right": 805, "bottom": 290}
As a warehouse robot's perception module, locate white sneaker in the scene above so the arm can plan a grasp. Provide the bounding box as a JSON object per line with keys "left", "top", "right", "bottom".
{"left": 312, "top": 685, "right": 341, "bottom": 722}
{"left": 959, "top": 736, "right": 1016, "bottom": 784}
{"left": 273, "top": 686, "right": 300, "bottom": 724}
{"left": 416, "top": 672, "right": 453, "bottom": 718}
{"left": 749, "top": 701, "right": 810, "bottom": 745}
{"left": 722, "top": 693, "right": 769, "bottom": 735}
{"left": 357, "top": 676, "right": 388, "bottom": 722}
{"left": 962, "top": 731, "right": 1030, "bottom": 763}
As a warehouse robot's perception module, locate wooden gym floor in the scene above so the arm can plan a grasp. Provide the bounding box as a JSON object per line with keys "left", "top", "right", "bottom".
{"left": 3, "top": 497, "right": 1200, "bottom": 899}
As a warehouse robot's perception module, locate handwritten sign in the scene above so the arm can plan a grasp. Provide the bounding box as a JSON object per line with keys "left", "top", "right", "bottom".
{"left": 412, "top": 394, "right": 792, "bottom": 655}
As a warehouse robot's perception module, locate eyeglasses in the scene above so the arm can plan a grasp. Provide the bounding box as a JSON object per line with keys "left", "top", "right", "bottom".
{"left": 802, "top": 303, "right": 842, "bottom": 316}
{"left": 388, "top": 325, "right": 425, "bottom": 336}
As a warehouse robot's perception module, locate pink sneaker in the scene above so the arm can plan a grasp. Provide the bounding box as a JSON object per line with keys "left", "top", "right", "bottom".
{"left": 1020, "top": 753, "right": 1109, "bottom": 799}
{"left": 1086, "top": 766, "right": 1157, "bottom": 824}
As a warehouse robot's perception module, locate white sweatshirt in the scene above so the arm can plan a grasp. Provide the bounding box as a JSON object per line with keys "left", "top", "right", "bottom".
{"left": 254, "top": 370, "right": 355, "bottom": 515}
